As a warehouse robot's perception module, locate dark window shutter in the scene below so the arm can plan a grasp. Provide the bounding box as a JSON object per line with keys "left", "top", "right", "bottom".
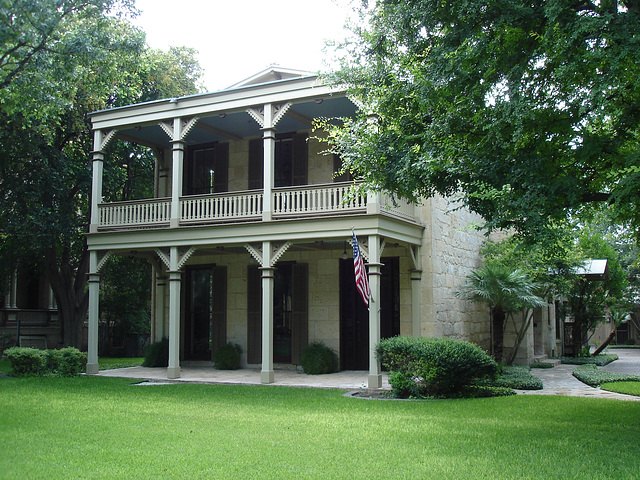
{"left": 211, "top": 265, "right": 227, "bottom": 357}
{"left": 247, "top": 265, "right": 262, "bottom": 364}
{"left": 213, "top": 143, "right": 229, "bottom": 193}
{"left": 248, "top": 138, "right": 263, "bottom": 190}
{"left": 291, "top": 263, "right": 308, "bottom": 364}
{"left": 292, "top": 133, "right": 308, "bottom": 186}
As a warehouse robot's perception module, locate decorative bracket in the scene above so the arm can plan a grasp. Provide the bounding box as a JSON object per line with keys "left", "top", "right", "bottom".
{"left": 158, "top": 117, "right": 199, "bottom": 142}
{"left": 94, "top": 251, "right": 112, "bottom": 274}
{"left": 246, "top": 103, "right": 292, "bottom": 129}
{"left": 154, "top": 247, "right": 196, "bottom": 271}
{"left": 99, "top": 130, "right": 117, "bottom": 152}
{"left": 409, "top": 245, "right": 422, "bottom": 271}
{"left": 244, "top": 241, "right": 292, "bottom": 267}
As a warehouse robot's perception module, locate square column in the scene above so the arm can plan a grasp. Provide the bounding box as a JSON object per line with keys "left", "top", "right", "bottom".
{"left": 262, "top": 104, "right": 276, "bottom": 221}
{"left": 167, "top": 247, "right": 182, "bottom": 379}
{"left": 260, "top": 240, "right": 275, "bottom": 383}
{"left": 170, "top": 139, "right": 185, "bottom": 228}
{"left": 89, "top": 130, "right": 104, "bottom": 233}
{"left": 86, "top": 251, "right": 100, "bottom": 374}
{"left": 367, "top": 235, "right": 383, "bottom": 388}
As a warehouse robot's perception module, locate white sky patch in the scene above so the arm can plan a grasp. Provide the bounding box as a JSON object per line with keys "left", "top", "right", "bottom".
{"left": 131, "top": 0, "right": 353, "bottom": 92}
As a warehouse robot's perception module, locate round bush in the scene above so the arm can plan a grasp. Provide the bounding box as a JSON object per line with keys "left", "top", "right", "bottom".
{"left": 300, "top": 342, "right": 339, "bottom": 374}
{"left": 376, "top": 336, "right": 497, "bottom": 398}
{"left": 143, "top": 338, "right": 169, "bottom": 367}
{"left": 214, "top": 343, "right": 242, "bottom": 370}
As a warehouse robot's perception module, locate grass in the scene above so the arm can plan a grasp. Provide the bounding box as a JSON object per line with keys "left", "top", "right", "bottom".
{"left": 1, "top": 376, "right": 640, "bottom": 479}
{"left": 98, "top": 357, "right": 144, "bottom": 370}
{"left": 601, "top": 381, "right": 640, "bottom": 397}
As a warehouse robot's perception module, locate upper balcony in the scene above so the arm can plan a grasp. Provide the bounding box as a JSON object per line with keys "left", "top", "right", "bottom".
{"left": 88, "top": 68, "right": 422, "bottom": 246}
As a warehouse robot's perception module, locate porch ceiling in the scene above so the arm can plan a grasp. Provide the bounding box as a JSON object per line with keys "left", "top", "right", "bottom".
{"left": 115, "top": 96, "right": 357, "bottom": 148}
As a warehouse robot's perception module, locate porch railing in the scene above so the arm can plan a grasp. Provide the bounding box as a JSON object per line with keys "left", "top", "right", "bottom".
{"left": 273, "top": 183, "right": 367, "bottom": 217}
{"left": 97, "top": 183, "right": 415, "bottom": 229}
{"left": 181, "top": 190, "right": 263, "bottom": 223}
{"left": 99, "top": 197, "right": 171, "bottom": 228}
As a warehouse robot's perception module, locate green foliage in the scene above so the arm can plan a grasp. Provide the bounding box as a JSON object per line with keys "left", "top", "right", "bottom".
{"left": 213, "top": 343, "right": 242, "bottom": 370}
{"left": 376, "top": 336, "right": 497, "bottom": 398}
{"left": 300, "top": 342, "right": 339, "bottom": 375}
{"left": 324, "top": 0, "right": 640, "bottom": 240}
{"left": 572, "top": 364, "right": 640, "bottom": 387}
{"left": 560, "top": 355, "right": 618, "bottom": 366}
{"left": 3, "top": 347, "right": 46, "bottom": 376}
{"left": 0, "top": 333, "right": 15, "bottom": 355}
{"left": 491, "top": 366, "right": 543, "bottom": 390}
{"left": 143, "top": 338, "right": 168, "bottom": 367}
{"left": 3, "top": 346, "right": 86, "bottom": 376}
{"left": 98, "top": 357, "right": 143, "bottom": 370}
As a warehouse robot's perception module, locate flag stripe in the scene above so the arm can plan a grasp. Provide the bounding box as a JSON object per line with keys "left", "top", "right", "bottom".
{"left": 352, "top": 232, "right": 370, "bottom": 306}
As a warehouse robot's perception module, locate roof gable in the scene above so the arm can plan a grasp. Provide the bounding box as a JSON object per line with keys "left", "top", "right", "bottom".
{"left": 227, "top": 66, "right": 315, "bottom": 89}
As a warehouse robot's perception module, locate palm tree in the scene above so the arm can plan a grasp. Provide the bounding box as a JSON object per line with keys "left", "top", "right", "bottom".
{"left": 457, "top": 264, "right": 547, "bottom": 363}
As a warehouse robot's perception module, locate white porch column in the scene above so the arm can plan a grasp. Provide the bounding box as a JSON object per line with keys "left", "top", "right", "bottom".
{"left": 262, "top": 104, "right": 276, "bottom": 221}
{"left": 167, "top": 247, "right": 182, "bottom": 379}
{"left": 260, "top": 240, "right": 275, "bottom": 383}
{"left": 411, "top": 268, "right": 423, "bottom": 337}
{"left": 89, "top": 130, "right": 104, "bottom": 233}
{"left": 86, "top": 250, "right": 100, "bottom": 374}
{"left": 367, "top": 235, "right": 383, "bottom": 388}
{"left": 170, "top": 134, "right": 185, "bottom": 228}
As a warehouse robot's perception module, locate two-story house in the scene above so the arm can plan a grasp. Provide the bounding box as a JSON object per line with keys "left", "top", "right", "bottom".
{"left": 86, "top": 67, "right": 497, "bottom": 388}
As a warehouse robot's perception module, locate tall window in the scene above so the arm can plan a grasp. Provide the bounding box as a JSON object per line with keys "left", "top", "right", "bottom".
{"left": 185, "top": 142, "right": 229, "bottom": 195}
{"left": 248, "top": 133, "right": 308, "bottom": 189}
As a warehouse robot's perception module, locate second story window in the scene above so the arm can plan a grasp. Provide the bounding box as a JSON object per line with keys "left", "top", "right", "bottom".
{"left": 185, "top": 142, "right": 229, "bottom": 195}
{"left": 248, "top": 133, "right": 308, "bottom": 189}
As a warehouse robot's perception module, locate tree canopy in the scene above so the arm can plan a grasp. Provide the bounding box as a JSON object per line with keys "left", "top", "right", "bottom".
{"left": 325, "top": 0, "right": 640, "bottom": 240}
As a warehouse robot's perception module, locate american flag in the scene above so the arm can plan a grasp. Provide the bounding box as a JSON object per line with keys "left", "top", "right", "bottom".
{"left": 352, "top": 231, "right": 370, "bottom": 306}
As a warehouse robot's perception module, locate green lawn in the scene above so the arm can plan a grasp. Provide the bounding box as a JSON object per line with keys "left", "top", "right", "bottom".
{"left": 1, "top": 377, "right": 639, "bottom": 479}
{"left": 601, "top": 381, "right": 640, "bottom": 397}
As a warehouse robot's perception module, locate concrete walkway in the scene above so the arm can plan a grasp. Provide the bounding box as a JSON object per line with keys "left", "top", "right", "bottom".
{"left": 519, "top": 348, "right": 640, "bottom": 401}
{"left": 94, "top": 348, "right": 640, "bottom": 401}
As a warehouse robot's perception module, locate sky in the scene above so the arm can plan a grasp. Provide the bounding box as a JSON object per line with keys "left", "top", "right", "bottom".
{"left": 130, "top": 0, "right": 354, "bottom": 92}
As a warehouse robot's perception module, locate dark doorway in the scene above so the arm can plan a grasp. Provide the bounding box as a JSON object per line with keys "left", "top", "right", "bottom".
{"left": 340, "top": 257, "right": 400, "bottom": 370}
{"left": 183, "top": 265, "right": 227, "bottom": 361}
{"left": 247, "top": 263, "right": 308, "bottom": 364}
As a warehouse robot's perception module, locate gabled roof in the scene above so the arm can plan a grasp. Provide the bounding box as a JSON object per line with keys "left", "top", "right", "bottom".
{"left": 227, "top": 66, "right": 315, "bottom": 89}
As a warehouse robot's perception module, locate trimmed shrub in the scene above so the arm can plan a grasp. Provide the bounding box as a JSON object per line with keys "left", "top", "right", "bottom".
{"left": 3, "top": 347, "right": 46, "bottom": 376}
{"left": 560, "top": 354, "right": 618, "bottom": 366}
{"left": 4, "top": 347, "right": 86, "bottom": 377}
{"left": 300, "top": 342, "right": 339, "bottom": 374}
{"left": 214, "top": 343, "right": 242, "bottom": 370}
{"left": 376, "top": 336, "right": 497, "bottom": 398}
{"left": 573, "top": 364, "right": 640, "bottom": 387}
{"left": 490, "top": 365, "right": 543, "bottom": 390}
{"left": 143, "top": 338, "right": 169, "bottom": 367}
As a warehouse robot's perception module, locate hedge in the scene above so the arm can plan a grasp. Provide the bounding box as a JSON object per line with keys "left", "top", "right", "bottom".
{"left": 3, "top": 347, "right": 86, "bottom": 377}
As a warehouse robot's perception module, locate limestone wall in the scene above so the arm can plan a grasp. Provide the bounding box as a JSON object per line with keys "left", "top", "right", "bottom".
{"left": 418, "top": 195, "right": 491, "bottom": 351}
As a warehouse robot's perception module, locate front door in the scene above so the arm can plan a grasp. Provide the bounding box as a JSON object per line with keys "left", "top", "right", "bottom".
{"left": 340, "top": 257, "right": 400, "bottom": 370}
{"left": 184, "top": 265, "right": 227, "bottom": 361}
{"left": 247, "top": 263, "right": 308, "bottom": 364}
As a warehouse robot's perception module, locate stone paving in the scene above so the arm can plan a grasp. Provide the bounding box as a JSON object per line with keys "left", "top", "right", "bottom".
{"left": 94, "top": 348, "right": 640, "bottom": 401}
{"left": 519, "top": 348, "right": 640, "bottom": 401}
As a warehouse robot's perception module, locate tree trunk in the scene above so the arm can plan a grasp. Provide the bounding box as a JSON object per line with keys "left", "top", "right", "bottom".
{"left": 45, "top": 242, "right": 90, "bottom": 348}
{"left": 492, "top": 307, "right": 506, "bottom": 363}
{"left": 592, "top": 328, "right": 616, "bottom": 356}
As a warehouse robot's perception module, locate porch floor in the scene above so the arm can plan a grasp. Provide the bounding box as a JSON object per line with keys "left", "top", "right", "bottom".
{"left": 92, "top": 366, "right": 390, "bottom": 391}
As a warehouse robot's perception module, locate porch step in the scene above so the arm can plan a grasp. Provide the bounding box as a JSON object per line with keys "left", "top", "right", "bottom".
{"left": 532, "top": 354, "right": 561, "bottom": 367}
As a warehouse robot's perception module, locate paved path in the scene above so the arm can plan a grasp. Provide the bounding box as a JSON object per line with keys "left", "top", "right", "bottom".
{"left": 520, "top": 348, "right": 640, "bottom": 401}
{"left": 94, "top": 348, "right": 640, "bottom": 400}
